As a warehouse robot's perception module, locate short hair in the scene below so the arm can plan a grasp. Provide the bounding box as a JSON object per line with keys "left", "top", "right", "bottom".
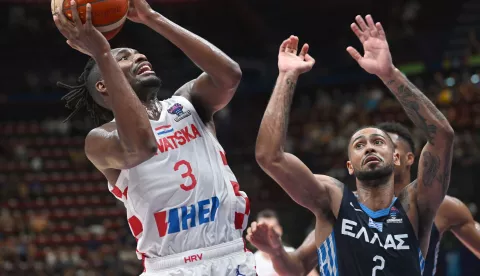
{"left": 256, "top": 209, "right": 279, "bottom": 221}
{"left": 349, "top": 125, "right": 395, "bottom": 150}
{"left": 377, "top": 122, "right": 416, "bottom": 153}
{"left": 57, "top": 58, "right": 113, "bottom": 126}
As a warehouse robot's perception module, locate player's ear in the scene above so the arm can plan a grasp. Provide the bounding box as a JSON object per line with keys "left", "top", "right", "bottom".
{"left": 406, "top": 152, "right": 415, "bottom": 166}
{"left": 96, "top": 80, "right": 108, "bottom": 96}
{"left": 346, "top": 160, "right": 354, "bottom": 175}
{"left": 393, "top": 152, "right": 400, "bottom": 166}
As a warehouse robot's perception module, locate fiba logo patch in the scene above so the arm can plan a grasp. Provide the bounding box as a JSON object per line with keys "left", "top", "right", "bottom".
{"left": 387, "top": 206, "right": 403, "bottom": 224}
{"left": 168, "top": 103, "right": 192, "bottom": 122}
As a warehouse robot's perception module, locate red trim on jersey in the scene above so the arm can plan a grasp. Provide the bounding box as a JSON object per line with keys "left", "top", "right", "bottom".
{"left": 244, "top": 196, "right": 251, "bottom": 215}
{"left": 155, "top": 125, "right": 172, "bottom": 131}
{"left": 220, "top": 151, "right": 228, "bottom": 165}
{"left": 128, "top": 216, "right": 143, "bottom": 237}
{"left": 142, "top": 253, "right": 147, "bottom": 272}
{"left": 230, "top": 181, "right": 241, "bottom": 196}
{"left": 234, "top": 212, "right": 244, "bottom": 229}
{"left": 154, "top": 211, "right": 168, "bottom": 237}
{"left": 123, "top": 186, "right": 128, "bottom": 200}
{"left": 136, "top": 249, "right": 147, "bottom": 272}
{"left": 111, "top": 185, "right": 122, "bottom": 199}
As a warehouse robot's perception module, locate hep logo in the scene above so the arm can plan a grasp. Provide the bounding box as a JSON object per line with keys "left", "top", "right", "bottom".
{"left": 167, "top": 103, "right": 192, "bottom": 122}
{"left": 154, "top": 196, "right": 220, "bottom": 237}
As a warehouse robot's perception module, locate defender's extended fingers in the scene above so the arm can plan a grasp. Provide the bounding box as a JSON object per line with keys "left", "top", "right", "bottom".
{"left": 355, "top": 15, "right": 369, "bottom": 32}
{"left": 351, "top": 23, "right": 366, "bottom": 43}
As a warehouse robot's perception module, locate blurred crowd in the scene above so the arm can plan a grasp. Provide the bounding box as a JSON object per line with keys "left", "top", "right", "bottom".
{"left": 1, "top": 1, "right": 480, "bottom": 275}
{"left": 1, "top": 64, "right": 479, "bottom": 275}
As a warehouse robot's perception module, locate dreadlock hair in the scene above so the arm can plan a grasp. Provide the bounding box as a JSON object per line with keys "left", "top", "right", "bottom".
{"left": 377, "top": 122, "right": 416, "bottom": 154}
{"left": 57, "top": 58, "right": 113, "bottom": 126}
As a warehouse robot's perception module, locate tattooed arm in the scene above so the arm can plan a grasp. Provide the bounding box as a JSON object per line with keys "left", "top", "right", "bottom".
{"left": 347, "top": 15, "right": 454, "bottom": 253}
{"left": 256, "top": 36, "right": 344, "bottom": 216}
{"left": 382, "top": 70, "right": 454, "bottom": 217}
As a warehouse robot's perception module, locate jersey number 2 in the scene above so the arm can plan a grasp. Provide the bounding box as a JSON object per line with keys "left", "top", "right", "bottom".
{"left": 372, "top": 255, "right": 385, "bottom": 276}
{"left": 174, "top": 160, "right": 197, "bottom": 191}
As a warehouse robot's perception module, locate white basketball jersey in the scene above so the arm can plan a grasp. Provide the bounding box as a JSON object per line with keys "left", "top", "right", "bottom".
{"left": 254, "top": 246, "right": 295, "bottom": 276}
{"left": 108, "top": 96, "right": 250, "bottom": 260}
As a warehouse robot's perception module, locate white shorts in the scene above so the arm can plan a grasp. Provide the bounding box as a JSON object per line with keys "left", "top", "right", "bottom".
{"left": 140, "top": 238, "right": 257, "bottom": 276}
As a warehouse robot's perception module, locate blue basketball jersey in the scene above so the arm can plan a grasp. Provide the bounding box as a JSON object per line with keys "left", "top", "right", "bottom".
{"left": 317, "top": 188, "right": 425, "bottom": 276}
{"left": 423, "top": 223, "right": 441, "bottom": 275}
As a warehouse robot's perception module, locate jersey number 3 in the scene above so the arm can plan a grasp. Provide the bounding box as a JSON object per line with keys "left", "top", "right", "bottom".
{"left": 372, "top": 255, "right": 385, "bottom": 276}
{"left": 174, "top": 160, "right": 197, "bottom": 191}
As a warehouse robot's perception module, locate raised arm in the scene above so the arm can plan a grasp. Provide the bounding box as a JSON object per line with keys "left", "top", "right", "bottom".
{"left": 246, "top": 222, "right": 318, "bottom": 276}
{"left": 347, "top": 15, "right": 454, "bottom": 226}
{"left": 438, "top": 196, "right": 480, "bottom": 258}
{"left": 255, "top": 36, "right": 343, "bottom": 215}
{"left": 127, "top": 0, "right": 241, "bottom": 119}
{"left": 54, "top": 2, "right": 157, "bottom": 171}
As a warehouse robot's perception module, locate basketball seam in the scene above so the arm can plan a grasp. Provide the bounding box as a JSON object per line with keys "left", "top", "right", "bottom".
{"left": 62, "top": 0, "right": 108, "bottom": 11}
{"left": 61, "top": 0, "right": 128, "bottom": 29}
{"left": 96, "top": 14, "right": 127, "bottom": 31}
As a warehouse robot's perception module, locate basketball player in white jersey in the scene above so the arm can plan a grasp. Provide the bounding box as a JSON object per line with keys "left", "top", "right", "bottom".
{"left": 53, "top": 1, "right": 256, "bottom": 275}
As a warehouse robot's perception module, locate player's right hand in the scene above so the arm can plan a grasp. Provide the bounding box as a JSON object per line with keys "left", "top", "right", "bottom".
{"left": 53, "top": 0, "right": 111, "bottom": 58}
{"left": 278, "top": 35, "right": 315, "bottom": 75}
{"left": 246, "top": 221, "right": 283, "bottom": 256}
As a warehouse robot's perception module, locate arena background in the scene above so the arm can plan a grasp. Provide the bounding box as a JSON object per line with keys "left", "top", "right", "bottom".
{"left": 1, "top": 0, "right": 479, "bottom": 275}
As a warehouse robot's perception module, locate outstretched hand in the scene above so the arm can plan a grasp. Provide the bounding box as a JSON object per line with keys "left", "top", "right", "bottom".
{"left": 53, "top": 1, "right": 110, "bottom": 58}
{"left": 347, "top": 15, "right": 395, "bottom": 79}
{"left": 278, "top": 35, "right": 315, "bottom": 75}
{"left": 246, "top": 221, "right": 283, "bottom": 256}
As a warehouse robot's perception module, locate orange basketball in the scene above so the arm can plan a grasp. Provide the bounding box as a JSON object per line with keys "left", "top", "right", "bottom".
{"left": 51, "top": 0, "right": 129, "bottom": 40}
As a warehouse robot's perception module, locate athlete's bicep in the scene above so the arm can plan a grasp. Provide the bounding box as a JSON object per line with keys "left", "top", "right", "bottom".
{"left": 85, "top": 125, "right": 155, "bottom": 170}
{"left": 259, "top": 152, "right": 342, "bottom": 214}
{"left": 441, "top": 196, "right": 480, "bottom": 258}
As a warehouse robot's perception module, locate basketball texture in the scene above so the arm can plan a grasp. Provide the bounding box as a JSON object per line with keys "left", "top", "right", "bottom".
{"left": 51, "top": 0, "right": 129, "bottom": 40}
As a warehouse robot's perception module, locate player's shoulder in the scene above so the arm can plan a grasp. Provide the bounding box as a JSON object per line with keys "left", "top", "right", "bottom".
{"left": 173, "top": 79, "right": 195, "bottom": 99}
{"left": 433, "top": 194, "right": 474, "bottom": 232}
{"left": 313, "top": 174, "right": 345, "bottom": 217}
{"left": 442, "top": 195, "right": 464, "bottom": 206}
{"left": 438, "top": 195, "right": 469, "bottom": 218}
{"left": 84, "top": 122, "right": 119, "bottom": 155}
{"left": 397, "top": 180, "right": 418, "bottom": 215}
{"left": 86, "top": 122, "right": 117, "bottom": 141}
{"left": 172, "top": 80, "right": 211, "bottom": 123}
{"left": 398, "top": 180, "right": 418, "bottom": 201}
{"left": 314, "top": 174, "right": 345, "bottom": 192}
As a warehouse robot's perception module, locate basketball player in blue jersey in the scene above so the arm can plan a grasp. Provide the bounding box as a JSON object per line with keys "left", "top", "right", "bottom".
{"left": 255, "top": 15, "right": 454, "bottom": 275}
{"left": 248, "top": 122, "right": 480, "bottom": 275}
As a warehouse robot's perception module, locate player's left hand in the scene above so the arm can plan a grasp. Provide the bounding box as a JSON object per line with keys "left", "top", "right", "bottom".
{"left": 347, "top": 15, "right": 395, "bottom": 79}
{"left": 246, "top": 221, "right": 283, "bottom": 255}
{"left": 53, "top": 1, "right": 111, "bottom": 58}
{"left": 278, "top": 35, "right": 315, "bottom": 75}
{"left": 127, "top": 0, "right": 155, "bottom": 24}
